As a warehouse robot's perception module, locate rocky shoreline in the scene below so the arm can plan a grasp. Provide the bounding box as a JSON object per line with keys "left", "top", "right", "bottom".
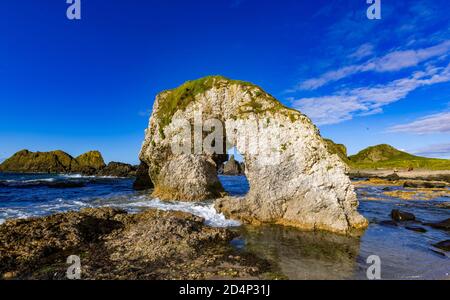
{"left": 0, "top": 150, "right": 138, "bottom": 178}
{"left": 349, "top": 169, "right": 450, "bottom": 183}
{"left": 0, "top": 207, "right": 277, "bottom": 280}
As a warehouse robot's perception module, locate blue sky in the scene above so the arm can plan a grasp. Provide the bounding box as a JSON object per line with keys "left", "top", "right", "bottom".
{"left": 1, "top": 0, "right": 449, "bottom": 164}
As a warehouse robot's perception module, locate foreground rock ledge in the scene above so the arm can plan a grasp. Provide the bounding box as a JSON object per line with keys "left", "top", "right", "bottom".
{"left": 137, "top": 76, "right": 368, "bottom": 234}
{"left": 0, "top": 208, "right": 273, "bottom": 280}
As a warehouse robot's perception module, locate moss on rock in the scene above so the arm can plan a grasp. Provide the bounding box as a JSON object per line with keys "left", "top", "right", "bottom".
{"left": 156, "top": 75, "right": 303, "bottom": 131}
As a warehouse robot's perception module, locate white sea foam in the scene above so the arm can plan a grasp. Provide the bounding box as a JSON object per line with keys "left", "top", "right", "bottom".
{"left": 0, "top": 192, "right": 241, "bottom": 228}
{"left": 0, "top": 208, "right": 32, "bottom": 223}
{"left": 59, "top": 174, "right": 123, "bottom": 179}
{"left": 111, "top": 197, "right": 241, "bottom": 228}
{"left": 3, "top": 178, "right": 56, "bottom": 184}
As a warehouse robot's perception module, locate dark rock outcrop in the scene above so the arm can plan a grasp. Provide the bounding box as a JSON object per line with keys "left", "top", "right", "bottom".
{"left": 0, "top": 208, "right": 272, "bottom": 280}
{"left": 98, "top": 162, "right": 137, "bottom": 178}
{"left": 133, "top": 162, "right": 154, "bottom": 190}
{"left": 223, "top": 155, "right": 243, "bottom": 176}
{"left": 385, "top": 173, "right": 401, "bottom": 181}
{"left": 391, "top": 209, "right": 416, "bottom": 222}
{"left": 425, "top": 218, "right": 450, "bottom": 231}
{"left": 403, "top": 181, "right": 447, "bottom": 189}
{"left": 433, "top": 240, "right": 450, "bottom": 252}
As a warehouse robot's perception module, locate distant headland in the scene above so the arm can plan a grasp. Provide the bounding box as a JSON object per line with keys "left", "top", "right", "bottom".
{"left": 0, "top": 149, "right": 137, "bottom": 178}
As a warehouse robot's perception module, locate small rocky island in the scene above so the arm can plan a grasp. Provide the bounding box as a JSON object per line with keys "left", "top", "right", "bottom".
{"left": 0, "top": 150, "right": 137, "bottom": 178}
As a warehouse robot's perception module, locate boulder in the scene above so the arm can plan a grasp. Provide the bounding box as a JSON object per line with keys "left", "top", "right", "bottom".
{"left": 391, "top": 209, "right": 416, "bottom": 222}
{"left": 138, "top": 76, "right": 367, "bottom": 234}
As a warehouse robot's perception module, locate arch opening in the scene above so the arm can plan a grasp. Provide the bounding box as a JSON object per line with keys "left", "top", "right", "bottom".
{"left": 218, "top": 147, "right": 249, "bottom": 197}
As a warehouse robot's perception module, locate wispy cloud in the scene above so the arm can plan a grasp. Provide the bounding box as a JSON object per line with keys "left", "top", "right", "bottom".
{"left": 388, "top": 112, "right": 450, "bottom": 134}
{"left": 411, "top": 143, "right": 450, "bottom": 159}
{"left": 348, "top": 43, "right": 375, "bottom": 61}
{"left": 296, "top": 40, "right": 450, "bottom": 90}
{"left": 292, "top": 63, "right": 450, "bottom": 125}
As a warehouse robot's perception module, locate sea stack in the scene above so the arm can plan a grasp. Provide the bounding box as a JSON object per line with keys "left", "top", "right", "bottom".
{"left": 137, "top": 76, "right": 368, "bottom": 234}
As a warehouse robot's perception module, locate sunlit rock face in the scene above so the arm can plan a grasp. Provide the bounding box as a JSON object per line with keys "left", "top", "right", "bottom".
{"left": 137, "top": 76, "right": 368, "bottom": 234}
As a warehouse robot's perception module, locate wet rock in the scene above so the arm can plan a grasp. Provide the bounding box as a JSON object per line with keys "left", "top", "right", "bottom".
{"left": 0, "top": 207, "right": 126, "bottom": 277}
{"left": 385, "top": 173, "right": 401, "bottom": 181}
{"left": 403, "top": 181, "right": 447, "bottom": 189}
{"left": 433, "top": 240, "right": 450, "bottom": 252}
{"left": 425, "top": 218, "right": 450, "bottom": 231}
{"left": 405, "top": 226, "right": 427, "bottom": 233}
{"left": 391, "top": 209, "right": 416, "bottom": 222}
{"left": 0, "top": 208, "right": 272, "bottom": 280}
{"left": 133, "top": 162, "right": 154, "bottom": 190}
{"left": 98, "top": 162, "right": 137, "bottom": 178}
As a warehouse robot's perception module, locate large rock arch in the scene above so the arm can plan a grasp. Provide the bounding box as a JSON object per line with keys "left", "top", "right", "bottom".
{"left": 137, "top": 76, "right": 368, "bottom": 234}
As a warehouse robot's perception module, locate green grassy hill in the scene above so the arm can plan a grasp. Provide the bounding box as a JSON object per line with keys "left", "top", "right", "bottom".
{"left": 348, "top": 144, "right": 450, "bottom": 170}
{"left": 324, "top": 139, "right": 351, "bottom": 165}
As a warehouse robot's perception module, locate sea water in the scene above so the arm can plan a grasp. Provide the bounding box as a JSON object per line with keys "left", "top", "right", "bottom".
{"left": 0, "top": 173, "right": 448, "bottom": 279}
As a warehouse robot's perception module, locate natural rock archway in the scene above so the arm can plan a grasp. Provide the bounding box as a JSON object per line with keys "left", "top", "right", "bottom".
{"left": 137, "top": 76, "right": 368, "bottom": 234}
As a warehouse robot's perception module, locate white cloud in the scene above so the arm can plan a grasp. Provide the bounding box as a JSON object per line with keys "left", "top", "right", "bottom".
{"left": 412, "top": 143, "right": 450, "bottom": 159}
{"left": 292, "top": 63, "right": 450, "bottom": 125}
{"left": 348, "top": 43, "right": 375, "bottom": 61}
{"left": 388, "top": 112, "right": 450, "bottom": 134}
{"left": 297, "top": 40, "right": 450, "bottom": 90}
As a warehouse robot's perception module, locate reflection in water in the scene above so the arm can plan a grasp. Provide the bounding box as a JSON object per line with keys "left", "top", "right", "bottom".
{"left": 236, "top": 225, "right": 362, "bottom": 280}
